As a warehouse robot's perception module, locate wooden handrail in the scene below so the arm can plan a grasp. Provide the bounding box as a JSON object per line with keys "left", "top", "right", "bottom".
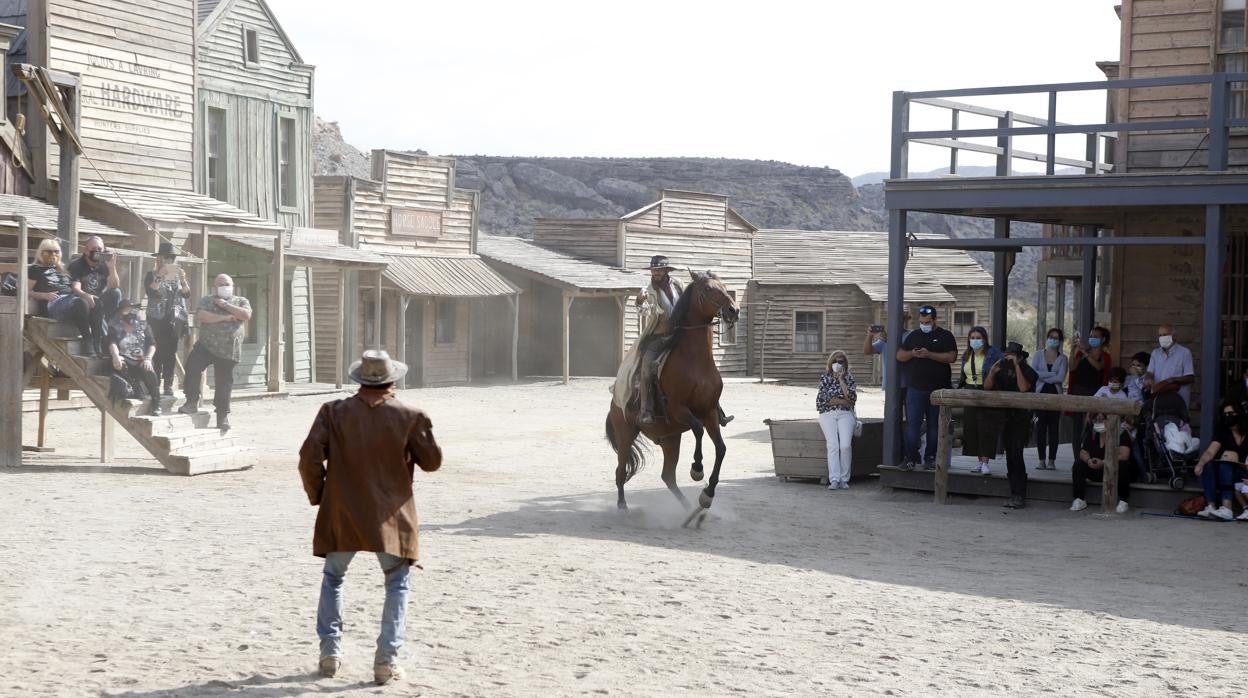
{"left": 929, "top": 389, "right": 1132, "bottom": 512}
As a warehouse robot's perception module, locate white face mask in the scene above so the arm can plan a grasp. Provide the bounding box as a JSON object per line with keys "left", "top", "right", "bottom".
{"left": 215, "top": 285, "right": 234, "bottom": 299}
{"left": 1092, "top": 422, "right": 1107, "bottom": 434}
{"left": 831, "top": 363, "right": 844, "bottom": 374}
{"left": 1108, "top": 382, "right": 1122, "bottom": 392}
{"left": 1158, "top": 334, "right": 1174, "bottom": 349}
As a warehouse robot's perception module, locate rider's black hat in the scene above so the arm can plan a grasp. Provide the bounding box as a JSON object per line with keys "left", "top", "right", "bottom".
{"left": 647, "top": 255, "right": 675, "bottom": 270}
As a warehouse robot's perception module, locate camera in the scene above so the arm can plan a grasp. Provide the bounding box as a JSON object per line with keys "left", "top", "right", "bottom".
{"left": 870, "top": 324, "right": 884, "bottom": 333}
{"left": 100, "top": 251, "right": 115, "bottom": 262}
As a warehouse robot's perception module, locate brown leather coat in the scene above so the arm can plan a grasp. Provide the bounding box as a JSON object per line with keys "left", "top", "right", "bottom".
{"left": 298, "top": 390, "right": 442, "bottom": 561}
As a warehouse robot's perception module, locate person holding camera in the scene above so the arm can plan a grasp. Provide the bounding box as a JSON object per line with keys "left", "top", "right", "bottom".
{"left": 67, "top": 235, "right": 122, "bottom": 356}
{"left": 816, "top": 350, "right": 858, "bottom": 490}
{"left": 144, "top": 242, "right": 191, "bottom": 396}
{"left": 985, "top": 342, "right": 1038, "bottom": 509}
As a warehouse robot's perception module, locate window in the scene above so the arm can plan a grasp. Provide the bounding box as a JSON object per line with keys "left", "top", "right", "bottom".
{"left": 277, "top": 115, "right": 297, "bottom": 209}
{"left": 206, "top": 107, "right": 227, "bottom": 201}
{"left": 243, "top": 28, "right": 260, "bottom": 66}
{"left": 718, "top": 291, "right": 738, "bottom": 346}
{"left": 435, "top": 299, "right": 456, "bottom": 344}
{"left": 953, "top": 310, "right": 976, "bottom": 338}
{"left": 793, "top": 311, "right": 823, "bottom": 353}
{"left": 1220, "top": 1, "right": 1248, "bottom": 118}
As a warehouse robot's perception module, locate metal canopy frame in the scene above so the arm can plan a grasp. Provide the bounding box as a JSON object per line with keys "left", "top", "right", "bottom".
{"left": 881, "top": 74, "right": 1239, "bottom": 466}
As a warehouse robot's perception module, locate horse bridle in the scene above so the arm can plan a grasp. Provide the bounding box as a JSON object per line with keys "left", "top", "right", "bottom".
{"left": 684, "top": 281, "right": 735, "bottom": 329}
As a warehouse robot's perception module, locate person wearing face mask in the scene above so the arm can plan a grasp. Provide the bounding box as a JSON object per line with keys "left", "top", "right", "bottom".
{"left": 1224, "top": 365, "right": 1248, "bottom": 418}
{"left": 1192, "top": 401, "right": 1248, "bottom": 521}
{"left": 67, "top": 235, "right": 122, "bottom": 357}
{"left": 1067, "top": 325, "right": 1113, "bottom": 463}
{"left": 105, "top": 298, "right": 161, "bottom": 416}
{"left": 896, "top": 305, "right": 958, "bottom": 470}
{"left": 986, "top": 342, "right": 1039, "bottom": 509}
{"left": 1069, "top": 412, "right": 1134, "bottom": 514}
{"left": 957, "top": 326, "right": 1002, "bottom": 476}
{"left": 1125, "top": 352, "right": 1152, "bottom": 403}
{"left": 179, "top": 273, "right": 252, "bottom": 431}
{"left": 1030, "top": 328, "right": 1068, "bottom": 470}
{"left": 816, "top": 350, "right": 858, "bottom": 490}
{"left": 144, "top": 242, "right": 191, "bottom": 397}
{"left": 1147, "top": 323, "right": 1195, "bottom": 409}
{"left": 1093, "top": 367, "right": 1132, "bottom": 402}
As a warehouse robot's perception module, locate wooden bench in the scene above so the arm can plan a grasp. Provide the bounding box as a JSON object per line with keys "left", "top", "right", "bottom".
{"left": 765, "top": 417, "right": 884, "bottom": 484}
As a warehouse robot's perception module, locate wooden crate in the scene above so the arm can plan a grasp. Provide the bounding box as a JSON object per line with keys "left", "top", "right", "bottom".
{"left": 765, "top": 417, "right": 883, "bottom": 484}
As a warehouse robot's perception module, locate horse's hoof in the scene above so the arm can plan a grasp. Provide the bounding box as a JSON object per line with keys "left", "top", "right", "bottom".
{"left": 681, "top": 506, "right": 703, "bottom": 528}
{"left": 690, "top": 464, "right": 704, "bottom": 482}
{"left": 698, "top": 492, "right": 713, "bottom": 510}
{"left": 617, "top": 501, "right": 628, "bottom": 511}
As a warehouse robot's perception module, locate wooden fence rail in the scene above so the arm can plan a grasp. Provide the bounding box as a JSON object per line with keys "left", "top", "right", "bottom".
{"left": 929, "top": 389, "right": 1141, "bottom": 512}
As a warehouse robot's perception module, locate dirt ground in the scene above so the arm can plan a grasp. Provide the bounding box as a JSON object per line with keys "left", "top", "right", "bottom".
{"left": 2, "top": 377, "right": 1243, "bottom": 697}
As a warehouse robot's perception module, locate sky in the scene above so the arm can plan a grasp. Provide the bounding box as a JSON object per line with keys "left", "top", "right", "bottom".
{"left": 268, "top": 0, "right": 1124, "bottom": 179}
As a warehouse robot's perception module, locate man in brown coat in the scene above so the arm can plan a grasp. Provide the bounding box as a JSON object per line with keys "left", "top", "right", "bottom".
{"left": 298, "top": 350, "right": 442, "bottom": 685}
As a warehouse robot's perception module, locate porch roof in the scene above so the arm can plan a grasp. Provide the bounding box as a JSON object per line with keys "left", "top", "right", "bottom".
{"left": 79, "top": 182, "right": 283, "bottom": 231}
{"left": 752, "top": 229, "right": 992, "bottom": 303}
{"left": 215, "top": 229, "right": 388, "bottom": 269}
{"left": 477, "top": 235, "right": 640, "bottom": 293}
{"left": 383, "top": 254, "right": 520, "bottom": 298}
{"left": 0, "top": 193, "right": 131, "bottom": 238}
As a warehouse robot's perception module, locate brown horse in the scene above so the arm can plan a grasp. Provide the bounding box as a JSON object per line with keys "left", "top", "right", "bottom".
{"left": 604, "top": 270, "right": 740, "bottom": 526}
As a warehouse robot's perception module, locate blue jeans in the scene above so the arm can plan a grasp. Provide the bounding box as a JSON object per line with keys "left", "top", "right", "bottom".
{"left": 317, "top": 551, "right": 411, "bottom": 664}
{"left": 1200, "top": 461, "right": 1236, "bottom": 504}
{"left": 904, "top": 387, "right": 940, "bottom": 464}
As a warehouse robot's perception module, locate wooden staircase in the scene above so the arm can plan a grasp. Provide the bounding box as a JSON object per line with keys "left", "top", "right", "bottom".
{"left": 23, "top": 317, "right": 252, "bottom": 475}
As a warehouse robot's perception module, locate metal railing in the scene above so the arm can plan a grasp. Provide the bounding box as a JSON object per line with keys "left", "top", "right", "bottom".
{"left": 890, "top": 72, "right": 1248, "bottom": 180}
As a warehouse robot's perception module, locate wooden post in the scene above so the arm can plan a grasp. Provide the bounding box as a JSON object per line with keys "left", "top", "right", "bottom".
{"left": 1055, "top": 279, "right": 1066, "bottom": 336}
{"left": 397, "top": 295, "right": 408, "bottom": 389}
{"left": 373, "top": 270, "right": 383, "bottom": 349}
{"left": 266, "top": 234, "right": 285, "bottom": 393}
{"left": 1, "top": 216, "right": 28, "bottom": 467}
{"left": 511, "top": 294, "right": 519, "bottom": 382}
{"left": 99, "top": 408, "right": 114, "bottom": 463}
{"left": 561, "top": 293, "right": 571, "bottom": 385}
{"left": 1035, "top": 272, "right": 1048, "bottom": 350}
{"left": 759, "top": 300, "right": 772, "bottom": 382}
{"left": 1101, "top": 414, "right": 1121, "bottom": 512}
{"left": 57, "top": 83, "right": 80, "bottom": 253}
{"left": 335, "top": 269, "right": 346, "bottom": 389}
{"left": 934, "top": 405, "right": 952, "bottom": 504}
{"left": 37, "top": 369, "right": 50, "bottom": 448}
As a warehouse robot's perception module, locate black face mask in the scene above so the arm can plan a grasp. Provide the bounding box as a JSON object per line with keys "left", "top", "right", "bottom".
{"left": 1223, "top": 413, "right": 1240, "bottom": 429}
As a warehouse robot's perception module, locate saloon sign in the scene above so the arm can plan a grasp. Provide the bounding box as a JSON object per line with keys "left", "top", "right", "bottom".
{"left": 390, "top": 207, "right": 443, "bottom": 238}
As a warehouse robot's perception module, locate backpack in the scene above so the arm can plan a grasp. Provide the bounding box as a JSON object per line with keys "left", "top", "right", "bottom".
{"left": 1175, "top": 495, "right": 1207, "bottom": 517}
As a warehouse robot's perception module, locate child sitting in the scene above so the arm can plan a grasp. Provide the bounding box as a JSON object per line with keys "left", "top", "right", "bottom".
{"left": 1094, "top": 367, "right": 1132, "bottom": 401}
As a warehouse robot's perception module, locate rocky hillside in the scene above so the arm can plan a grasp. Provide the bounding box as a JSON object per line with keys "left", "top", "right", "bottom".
{"left": 311, "top": 117, "right": 1042, "bottom": 303}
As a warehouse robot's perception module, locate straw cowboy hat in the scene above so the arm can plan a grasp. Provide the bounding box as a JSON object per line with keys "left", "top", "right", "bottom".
{"left": 647, "top": 255, "right": 676, "bottom": 271}
{"left": 348, "top": 350, "right": 408, "bottom": 386}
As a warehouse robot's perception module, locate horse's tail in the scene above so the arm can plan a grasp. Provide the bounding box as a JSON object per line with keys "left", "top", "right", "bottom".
{"left": 604, "top": 412, "right": 646, "bottom": 483}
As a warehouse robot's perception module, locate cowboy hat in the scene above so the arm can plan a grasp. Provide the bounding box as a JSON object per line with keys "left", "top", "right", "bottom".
{"left": 647, "top": 255, "right": 675, "bottom": 271}
{"left": 348, "top": 349, "right": 408, "bottom": 386}
{"left": 1004, "top": 341, "right": 1029, "bottom": 360}
{"left": 155, "top": 242, "right": 181, "bottom": 258}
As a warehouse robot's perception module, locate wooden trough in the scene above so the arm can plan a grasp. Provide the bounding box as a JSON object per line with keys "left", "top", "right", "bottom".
{"left": 765, "top": 417, "right": 884, "bottom": 485}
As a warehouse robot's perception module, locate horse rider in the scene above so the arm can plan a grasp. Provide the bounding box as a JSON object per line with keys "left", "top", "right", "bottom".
{"left": 634, "top": 254, "right": 734, "bottom": 427}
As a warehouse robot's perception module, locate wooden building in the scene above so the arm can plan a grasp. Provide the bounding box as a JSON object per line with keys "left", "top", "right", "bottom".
{"left": 0, "top": 22, "right": 30, "bottom": 196}
{"left": 478, "top": 234, "right": 641, "bottom": 380}
{"left": 313, "top": 151, "right": 520, "bottom": 388}
{"left": 880, "top": 0, "right": 1248, "bottom": 466}
{"left": 532, "top": 189, "right": 756, "bottom": 374}
{"left": 749, "top": 230, "right": 993, "bottom": 382}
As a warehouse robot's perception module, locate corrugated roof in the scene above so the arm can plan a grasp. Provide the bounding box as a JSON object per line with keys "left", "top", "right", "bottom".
{"left": 477, "top": 235, "right": 641, "bottom": 293}
{"left": 217, "top": 230, "right": 388, "bottom": 268}
{"left": 383, "top": 255, "right": 519, "bottom": 298}
{"left": 80, "top": 182, "right": 282, "bottom": 230}
{"left": 752, "top": 230, "right": 994, "bottom": 304}
{"left": 0, "top": 193, "right": 131, "bottom": 238}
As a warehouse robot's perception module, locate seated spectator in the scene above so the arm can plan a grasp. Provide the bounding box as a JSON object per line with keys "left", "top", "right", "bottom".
{"left": 1093, "top": 367, "right": 1132, "bottom": 401}
{"left": 1125, "top": 351, "right": 1152, "bottom": 403}
{"left": 1149, "top": 323, "right": 1195, "bottom": 410}
{"left": 26, "top": 238, "right": 89, "bottom": 337}
{"left": 107, "top": 298, "right": 161, "bottom": 416}
{"left": 1070, "top": 412, "right": 1134, "bottom": 514}
{"left": 1067, "top": 326, "right": 1113, "bottom": 462}
{"left": 1193, "top": 401, "right": 1247, "bottom": 521}
{"left": 1226, "top": 364, "right": 1248, "bottom": 417}
{"left": 67, "top": 235, "right": 122, "bottom": 357}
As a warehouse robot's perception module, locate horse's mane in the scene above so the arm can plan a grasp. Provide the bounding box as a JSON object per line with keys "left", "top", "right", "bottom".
{"left": 647, "top": 272, "right": 719, "bottom": 356}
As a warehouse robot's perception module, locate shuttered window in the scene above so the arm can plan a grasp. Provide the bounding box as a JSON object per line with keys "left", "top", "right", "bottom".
{"left": 794, "top": 311, "right": 823, "bottom": 354}
{"left": 243, "top": 28, "right": 260, "bottom": 66}
{"left": 953, "top": 310, "right": 976, "bottom": 339}
{"left": 1219, "top": 1, "right": 1248, "bottom": 118}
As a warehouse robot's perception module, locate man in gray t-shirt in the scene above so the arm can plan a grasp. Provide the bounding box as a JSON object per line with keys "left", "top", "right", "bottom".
{"left": 178, "top": 273, "right": 253, "bottom": 431}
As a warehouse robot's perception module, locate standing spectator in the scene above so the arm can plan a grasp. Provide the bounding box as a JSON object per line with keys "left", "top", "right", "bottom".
{"left": 179, "top": 273, "right": 252, "bottom": 432}
{"left": 106, "top": 299, "right": 161, "bottom": 416}
{"left": 1125, "top": 351, "right": 1152, "bottom": 403}
{"left": 816, "top": 350, "right": 857, "bottom": 491}
{"left": 957, "top": 326, "right": 1002, "bottom": 476}
{"left": 864, "top": 312, "right": 913, "bottom": 456}
{"left": 1031, "top": 327, "right": 1068, "bottom": 470}
{"left": 1067, "top": 326, "right": 1113, "bottom": 462}
{"left": 1193, "top": 401, "right": 1246, "bottom": 521}
{"left": 1093, "top": 367, "right": 1132, "bottom": 401}
{"left": 144, "top": 242, "right": 191, "bottom": 396}
{"left": 1148, "top": 324, "right": 1195, "bottom": 410}
{"left": 985, "top": 342, "right": 1038, "bottom": 509}
{"left": 26, "top": 238, "right": 89, "bottom": 336}
{"left": 67, "top": 236, "right": 122, "bottom": 356}
{"left": 298, "top": 350, "right": 442, "bottom": 685}
{"left": 896, "top": 305, "right": 958, "bottom": 470}
{"left": 1069, "top": 412, "right": 1134, "bottom": 514}
{"left": 1224, "top": 364, "right": 1248, "bottom": 417}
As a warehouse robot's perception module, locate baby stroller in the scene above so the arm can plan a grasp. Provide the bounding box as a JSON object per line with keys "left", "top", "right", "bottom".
{"left": 1139, "top": 392, "right": 1199, "bottom": 489}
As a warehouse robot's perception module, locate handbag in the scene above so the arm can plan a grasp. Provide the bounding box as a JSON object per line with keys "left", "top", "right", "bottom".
{"left": 852, "top": 410, "right": 863, "bottom": 438}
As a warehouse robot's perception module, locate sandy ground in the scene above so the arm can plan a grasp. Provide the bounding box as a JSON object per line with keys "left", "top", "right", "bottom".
{"left": 2, "top": 377, "right": 1244, "bottom": 697}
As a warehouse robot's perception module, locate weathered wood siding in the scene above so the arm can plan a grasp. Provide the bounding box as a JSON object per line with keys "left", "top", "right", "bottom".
{"left": 358, "top": 151, "right": 475, "bottom": 255}
{"left": 198, "top": 0, "right": 309, "bottom": 98}
{"left": 417, "top": 297, "right": 469, "bottom": 386}
{"left": 533, "top": 219, "right": 619, "bottom": 265}
{"left": 311, "top": 266, "right": 342, "bottom": 383}
{"left": 42, "top": 0, "right": 195, "bottom": 188}
{"left": 747, "top": 284, "right": 873, "bottom": 382}
{"left": 658, "top": 191, "right": 731, "bottom": 231}
{"left": 289, "top": 265, "right": 311, "bottom": 382}
{"left": 312, "top": 176, "right": 350, "bottom": 240}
